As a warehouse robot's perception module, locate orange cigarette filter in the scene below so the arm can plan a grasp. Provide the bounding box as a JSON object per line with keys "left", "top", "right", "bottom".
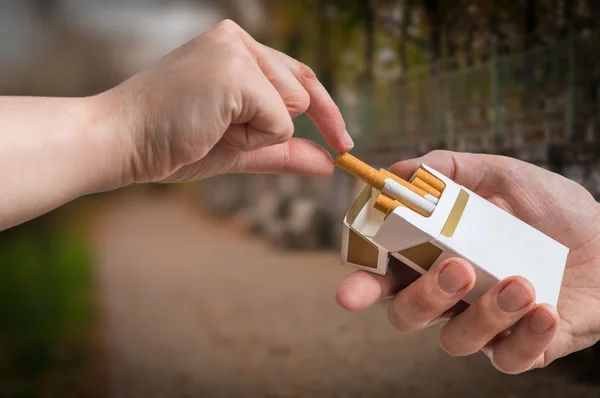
{"left": 379, "top": 169, "right": 429, "bottom": 199}
{"left": 374, "top": 193, "right": 404, "bottom": 218}
{"left": 412, "top": 177, "right": 441, "bottom": 198}
{"left": 415, "top": 169, "right": 445, "bottom": 193}
{"left": 374, "top": 191, "right": 431, "bottom": 217}
{"left": 335, "top": 153, "right": 386, "bottom": 190}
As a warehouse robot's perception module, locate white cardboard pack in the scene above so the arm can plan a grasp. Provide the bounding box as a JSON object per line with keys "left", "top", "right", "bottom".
{"left": 340, "top": 164, "right": 569, "bottom": 307}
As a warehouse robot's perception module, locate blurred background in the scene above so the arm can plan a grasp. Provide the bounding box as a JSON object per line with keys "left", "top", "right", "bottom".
{"left": 1, "top": 0, "right": 600, "bottom": 396}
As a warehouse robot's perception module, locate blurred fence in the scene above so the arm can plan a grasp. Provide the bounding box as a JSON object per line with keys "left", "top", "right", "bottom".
{"left": 337, "top": 30, "right": 600, "bottom": 162}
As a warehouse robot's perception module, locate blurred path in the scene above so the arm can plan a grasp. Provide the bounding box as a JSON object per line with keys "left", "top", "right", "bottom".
{"left": 91, "top": 191, "right": 599, "bottom": 397}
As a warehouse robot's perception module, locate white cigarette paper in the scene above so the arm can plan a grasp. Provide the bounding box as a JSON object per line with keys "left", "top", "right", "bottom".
{"left": 382, "top": 179, "right": 436, "bottom": 215}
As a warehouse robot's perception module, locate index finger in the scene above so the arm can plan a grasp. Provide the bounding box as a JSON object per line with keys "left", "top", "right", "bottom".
{"left": 280, "top": 54, "right": 354, "bottom": 152}
{"left": 336, "top": 257, "right": 422, "bottom": 312}
{"left": 247, "top": 40, "right": 354, "bottom": 152}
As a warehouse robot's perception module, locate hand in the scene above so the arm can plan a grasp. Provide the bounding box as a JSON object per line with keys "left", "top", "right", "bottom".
{"left": 336, "top": 150, "right": 600, "bottom": 374}
{"left": 94, "top": 19, "right": 352, "bottom": 185}
{"left": 0, "top": 19, "right": 352, "bottom": 231}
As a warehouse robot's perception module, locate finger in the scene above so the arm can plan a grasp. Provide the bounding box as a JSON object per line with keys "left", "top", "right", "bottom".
{"left": 387, "top": 258, "right": 476, "bottom": 332}
{"left": 253, "top": 50, "right": 310, "bottom": 118}
{"left": 485, "top": 304, "right": 559, "bottom": 374}
{"left": 236, "top": 138, "right": 334, "bottom": 176}
{"left": 438, "top": 276, "right": 536, "bottom": 357}
{"left": 387, "top": 150, "right": 513, "bottom": 195}
{"left": 336, "top": 270, "right": 396, "bottom": 312}
{"left": 252, "top": 44, "right": 353, "bottom": 152}
{"left": 161, "top": 138, "right": 333, "bottom": 182}
{"left": 228, "top": 21, "right": 351, "bottom": 151}
{"left": 336, "top": 257, "right": 426, "bottom": 312}
{"left": 224, "top": 67, "right": 293, "bottom": 152}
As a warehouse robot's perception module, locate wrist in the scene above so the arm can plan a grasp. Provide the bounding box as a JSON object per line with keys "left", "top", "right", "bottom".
{"left": 91, "top": 78, "right": 168, "bottom": 186}
{"left": 77, "top": 94, "right": 134, "bottom": 193}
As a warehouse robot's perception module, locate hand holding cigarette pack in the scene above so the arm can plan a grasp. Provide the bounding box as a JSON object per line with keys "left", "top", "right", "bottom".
{"left": 335, "top": 153, "right": 569, "bottom": 307}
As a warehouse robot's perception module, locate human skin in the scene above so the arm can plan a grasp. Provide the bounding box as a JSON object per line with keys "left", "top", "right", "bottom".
{"left": 2, "top": 18, "right": 599, "bottom": 375}
{"left": 336, "top": 150, "right": 600, "bottom": 374}
{"left": 0, "top": 20, "right": 352, "bottom": 232}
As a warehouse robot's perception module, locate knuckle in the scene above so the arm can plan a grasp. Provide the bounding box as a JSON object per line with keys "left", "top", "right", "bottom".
{"left": 387, "top": 301, "right": 419, "bottom": 332}
{"left": 409, "top": 282, "right": 442, "bottom": 319}
{"left": 491, "top": 340, "right": 542, "bottom": 375}
{"left": 276, "top": 118, "right": 295, "bottom": 140}
{"left": 284, "top": 90, "right": 310, "bottom": 115}
{"left": 212, "top": 21, "right": 247, "bottom": 54}
{"left": 438, "top": 329, "right": 464, "bottom": 357}
{"left": 298, "top": 62, "right": 317, "bottom": 83}
{"left": 387, "top": 303, "right": 410, "bottom": 331}
{"left": 227, "top": 154, "right": 247, "bottom": 174}
{"left": 215, "top": 19, "right": 242, "bottom": 36}
{"left": 473, "top": 300, "right": 510, "bottom": 334}
{"left": 413, "top": 294, "right": 438, "bottom": 317}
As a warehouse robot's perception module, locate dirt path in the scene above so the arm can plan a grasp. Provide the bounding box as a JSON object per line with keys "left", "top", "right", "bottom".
{"left": 90, "top": 191, "right": 599, "bottom": 397}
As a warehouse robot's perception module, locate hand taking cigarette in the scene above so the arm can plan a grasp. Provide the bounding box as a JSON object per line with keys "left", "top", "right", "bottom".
{"left": 336, "top": 150, "right": 600, "bottom": 374}
{"left": 0, "top": 20, "right": 352, "bottom": 231}
{"left": 112, "top": 19, "right": 352, "bottom": 183}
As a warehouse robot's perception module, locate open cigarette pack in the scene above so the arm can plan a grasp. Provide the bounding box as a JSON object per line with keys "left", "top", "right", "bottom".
{"left": 337, "top": 155, "right": 569, "bottom": 307}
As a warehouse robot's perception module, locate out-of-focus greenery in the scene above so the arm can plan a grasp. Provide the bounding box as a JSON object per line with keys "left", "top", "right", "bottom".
{"left": 0, "top": 213, "right": 99, "bottom": 397}
{"left": 264, "top": 0, "right": 599, "bottom": 155}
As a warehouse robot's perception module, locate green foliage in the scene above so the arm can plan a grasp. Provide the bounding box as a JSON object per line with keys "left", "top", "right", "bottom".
{"left": 0, "top": 217, "right": 94, "bottom": 395}
{"left": 317, "top": 0, "right": 367, "bottom": 31}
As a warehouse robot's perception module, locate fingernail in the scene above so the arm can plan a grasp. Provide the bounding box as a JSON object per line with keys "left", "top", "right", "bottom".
{"left": 438, "top": 261, "right": 470, "bottom": 293}
{"left": 497, "top": 282, "right": 532, "bottom": 312}
{"left": 529, "top": 307, "right": 555, "bottom": 334}
{"left": 343, "top": 129, "right": 354, "bottom": 149}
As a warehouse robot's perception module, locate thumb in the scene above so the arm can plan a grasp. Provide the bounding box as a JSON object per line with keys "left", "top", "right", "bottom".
{"left": 388, "top": 150, "right": 516, "bottom": 193}
{"left": 161, "top": 138, "right": 334, "bottom": 182}
{"left": 235, "top": 138, "right": 334, "bottom": 176}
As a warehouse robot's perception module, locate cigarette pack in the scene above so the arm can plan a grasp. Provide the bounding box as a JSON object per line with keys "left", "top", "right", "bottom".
{"left": 340, "top": 164, "right": 569, "bottom": 307}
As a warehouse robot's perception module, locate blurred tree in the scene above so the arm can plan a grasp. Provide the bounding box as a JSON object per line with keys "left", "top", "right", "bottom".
{"left": 313, "top": 0, "right": 376, "bottom": 92}
{"left": 422, "top": 0, "right": 442, "bottom": 73}
{"left": 523, "top": 0, "right": 537, "bottom": 50}
{"left": 360, "top": 0, "right": 376, "bottom": 89}
{"left": 314, "top": 0, "right": 335, "bottom": 92}
{"left": 267, "top": 0, "right": 598, "bottom": 103}
{"left": 378, "top": 0, "right": 429, "bottom": 76}
{"left": 558, "top": 0, "right": 574, "bottom": 39}
{"left": 398, "top": 0, "right": 412, "bottom": 77}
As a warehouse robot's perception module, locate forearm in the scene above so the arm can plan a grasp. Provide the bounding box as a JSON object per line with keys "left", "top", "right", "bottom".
{"left": 0, "top": 96, "right": 129, "bottom": 231}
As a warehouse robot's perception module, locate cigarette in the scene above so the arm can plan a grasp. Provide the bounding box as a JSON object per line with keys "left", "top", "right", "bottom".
{"left": 374, "top": 193, "right": 404, "bottom": 218}
{"left": 335, "top": 153, "right": 435, "bottom": 216}
{"left": 335, "top": 153, "right": 387, "bottom": 191}
{"left": 415, "top": 168, "right": 445, "bottom": 193}
{"left": 380, "top": 169, "right": 438, "bottom": 205}
{"left": 412, "top": 177, "right": 441, "bottom": 198}
{"left": 382, "top": 178, "right": 435, "bottom": 215}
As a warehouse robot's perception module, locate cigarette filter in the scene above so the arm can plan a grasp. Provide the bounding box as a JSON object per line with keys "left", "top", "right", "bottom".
{"left": 335, "top": 153, "right": 386, "bottom": 191}
{"left": 380, "top": 169, "right": 438, "bottom": 205}
{"left": 374, "top": 193, "right": 404, "bottom": 218}
{"left": 414, "top": 169, "right": 445, "bottom": 192}
{"left": 412, "top": 177, "right": 442, "bottom": 198}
